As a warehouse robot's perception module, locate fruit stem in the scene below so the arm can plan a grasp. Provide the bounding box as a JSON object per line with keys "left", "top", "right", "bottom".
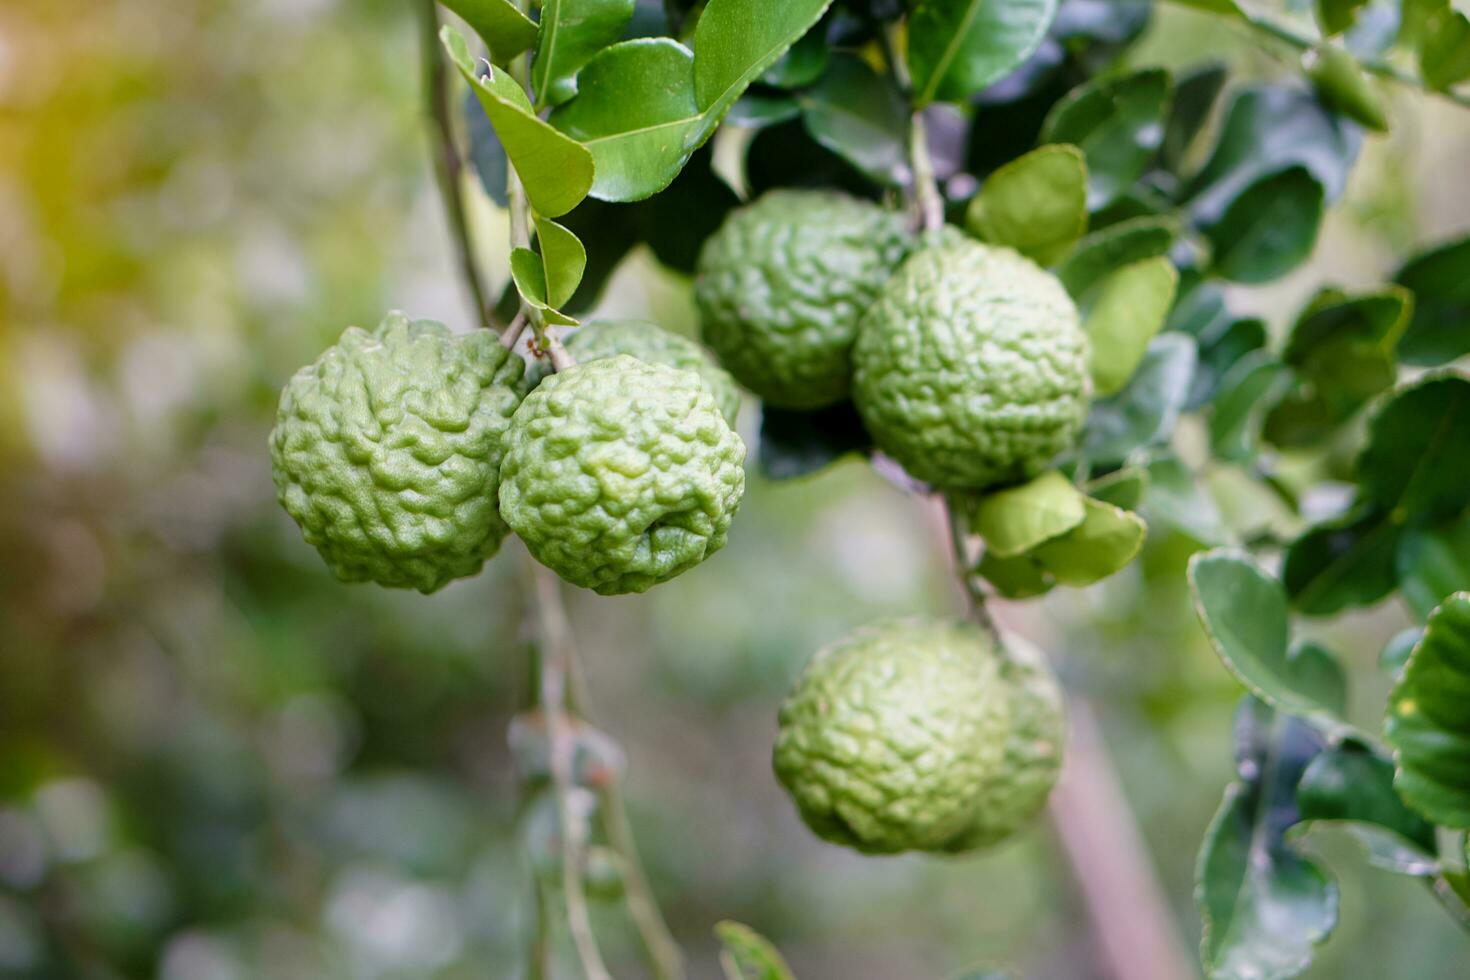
{"left": 415, "top": 0, "right": 498, "bottom": 328}
{"left": 943, "top": 496, "right": 1001, "bottom": 644}
{"left": 600, "top": 778, "right": 687, "bottom": 979}
{"left": 882, "top": 20, "right": 944, "bottom": 233}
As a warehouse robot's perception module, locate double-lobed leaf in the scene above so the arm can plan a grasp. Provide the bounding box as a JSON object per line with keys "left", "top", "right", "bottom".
{"left": 966, "top": 144, "right": 1089, "bottom": 266}
{"left": 908, "top": 0, "right": 1059, "bottom": 107}
{"left": 534, "top": 216, "right": 587, "bottom": 308}
{"left": 1394, "top": 233, "right": 1470, "bottom": 365}
{"left": 1357, "top": 372, "right": 1470, "bottom": 527}
{"left": 1040, "top": 68, "right": 1170, "bottom": 209}
{"left": 1385, "top": 593, "right": 1470, "bottom": 828}
{"left": 532, "top": 0, "right": 636, "bottom": 107}
{"left": 510, "top": 248, "right": 580, "bottom": 325}
{"left": 1202, "top": 166, "right": 1325, "bottom": 284}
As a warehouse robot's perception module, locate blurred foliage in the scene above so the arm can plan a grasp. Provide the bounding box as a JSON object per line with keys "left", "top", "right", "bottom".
{"left": 1, "top": 0, "right": 1469, "bottom": 978}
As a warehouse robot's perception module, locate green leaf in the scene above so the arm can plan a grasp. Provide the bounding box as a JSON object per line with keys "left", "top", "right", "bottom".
{"left": 1357, "top": 372, "right": 1470, "bottom": 526}
{"left": 1203, "top": 166, "right": 1325, "bottom": 284}
{"left": 509, "top": 248, "right": 580, "bottom": 325}
{"left": 1083, "top": 333, "right": 1197, "bottom": 465}
{"left": 1305, "top": 44, "right": 1388, "bottom": 131}
{"left": 443, "top": 27, "right": 595, "bottom": 217}
{"left": 1381, "top": 628, "right": 1422, "bottom": 678}
{"left": 1163, "top": 62, "right": 1228, "bottom": 173}
{"left": 1208, "top": 350, "right": 1292, "bottom": 463}
{"left": 728, "top": 94, "right": 802, "bottom": 128}
{"left": 1169, "top": 0, "right": 1243, "bottom": 15}
{"left": 977, "top": 549, "right": 1054, "bottom": 599}
{"left": 1386, "top": 593, "right": 1470, "bottom": 827}
{"left": 758, "top": 402, "right": 870, "bottom": 480}
{"left": 908, "top": 0, "right": 1059, "bottom": 107}
{"left": 761, "top": 23, "right": 829, "bottom": 89}
{"left": 1086, "top": 466, "right": 1148, "bottom": 510}
{"left": 1058, "top": 215, "right": 1178, "bottom": 301}
{"left": 549, "top": 39, "right": 702, "bottom": 202}
{"left": 1296, "top": 741, "right": 1439, "bottom": 875}
{"left": 797, "top": 55, "right": 909, "bottom": 187}
{"left": 1398, "top": 511, "right": 1470, "bottom": 622}
{"left": 1031, "top": 497, "right": 1147, "bottom": 586}
{"left": 1315, "top": 0, "right": 1370, "bottom": 36}
{"left": 692, "top": 0, "right": 835, "bottom": 117}
{"left": 1040, "top": 68, "right": 1170, "bottom": 209}
{"left": 971, "top": 470, "right": 1087, "bottom": 558}
{"left": 966, "top": 144, "right": 1089, "bottom": 266}
{"left": 1419, "top": 5, "right": 1470, "bottom": 89}
{"left": 716, "top": 921, "right": 796, "bottom": 980}
{"left": 1282, "top": 506, "right": 1402, "bottom": 617}
{"left": 532, "top": 0, "right": 636, "bottom": 107}
{"left": 533, "top": 217, "right": 586, "bottom": 309}
{"left": 1188, "top": 549, "right": 1347, "bottom": 720}
{"left": 1083, "top": 256, "right": 1178, "bottom": 396}
{"left": 1147, "top": 455, "right": 1228, "bottom": 547}
{"left": 1198, "top": 698, "right": 1336, "bottom": 980}
{"left": 439, "top": 0, "right": 539, "bottom": 65}
{"left": 1394, "top": 233, "right": 1470, "bottom": 365}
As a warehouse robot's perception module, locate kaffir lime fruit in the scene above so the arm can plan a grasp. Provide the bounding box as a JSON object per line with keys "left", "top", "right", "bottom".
{"left": 695, "top": 190, "right": 911, "bottom": 410}
{"left": 498, "top": 355, "right": 746, "bottom": 595}
{"left": 563, "top": 320, "right": 742, "bottom": 425}
{"left": 852, "top": 240, "right": 1090, "bottom": 490}
{"left": 269, "top": 311, "right": 526, "bottom": 593}
{"left": 773, "top": 618, "right": 1066, "bottom": 855}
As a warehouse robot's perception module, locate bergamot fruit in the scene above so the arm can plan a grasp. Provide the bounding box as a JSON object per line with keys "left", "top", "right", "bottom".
{"left": 695, "top": 190, "right": 911, "bottom": 410}
{"left": 269, "top": 311, "right": 526, "bottom": 593}
{"left": 852, "top": 240, "right": 1090, "bottom": 490}
{"left": 563, "top": 320, "right": 742, "bottom": 425}
{"left": 498, "top": 355, "right": 746, "bottom": 595}
{"left": 774, "top": 618, "right": 1067, "bottom": 855}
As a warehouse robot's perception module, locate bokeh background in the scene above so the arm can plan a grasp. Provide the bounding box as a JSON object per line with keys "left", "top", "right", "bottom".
{"left": 3, "top": 1, "right": 1470, "bottom": 977}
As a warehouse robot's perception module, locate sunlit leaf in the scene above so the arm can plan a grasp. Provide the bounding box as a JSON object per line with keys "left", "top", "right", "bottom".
{"left": 966, "top": 144, "right": 1088, "bottom": 266}
{"left": 971, "top": 470, "right": 1087, "bottom": 558}
{"left": 1083, "top": 256, "right": 1178, "bottom": 396}
{"left": 532, "top": 0, "right": 636, "bottom": 106}
{"left": 692, "top": 0, "right": 835, "bottom": 117}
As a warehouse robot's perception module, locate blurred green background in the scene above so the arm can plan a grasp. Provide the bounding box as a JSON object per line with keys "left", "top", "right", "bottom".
{"left": 2, "top": 1, "right": 1469, "bottom": 977}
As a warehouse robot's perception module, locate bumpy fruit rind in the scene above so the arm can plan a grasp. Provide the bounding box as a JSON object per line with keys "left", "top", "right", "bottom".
{"left": 498, "top": 355, "right": 746, "bottom": 595}
{"left": 853, "top": 240, "right": 1090, "bottom": 490}
{"left": 563, "top": 320, "right": 742, "bottom": 425}
{"left": 269, "top": 311, "right": 526, "bottom": 593}
{"left": 695, "top": 190, "right": 911, "bottom": 410}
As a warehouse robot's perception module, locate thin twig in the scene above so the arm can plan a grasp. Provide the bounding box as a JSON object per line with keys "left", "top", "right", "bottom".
{"left": 414, "top": 0, "right": 498, "bottom": 327}
{"left": 942, "top": 496, "right": 1001, "bottom": 643}
{"left": 601, "top": 779, "right": 687, "bottom": 980}
{"left": 1426, "top": 875, "right": 1470, "bottom": 933}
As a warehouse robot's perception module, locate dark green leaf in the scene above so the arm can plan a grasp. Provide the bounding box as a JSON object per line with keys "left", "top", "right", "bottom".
{"left": 1058, "top": 215, "right": 1178, "bottom": 300}
{"left": 440, "top": 0, "right": 540, "bottom": 64}
{"left": 1083, "top": 257, "right": 1178, "bottom": 396}
{"left": 1283, "top": 506, "right": 1401, "bottom": 617}
{"left": 966, "top": 144, "right": 1089, "bottom": 266}
{"left": 1209, "top": 350, "right": 1293, "bottom": 463}
{"left": 727, "top": 94, "right": 802, "bottom": 128}
{"left": 977, "top": 548, "right": 1054, "bottom": 598}
{"left": 1381, "top": 627, "right": 1422, "bottom": 678}
{"left": 716, "top": 921, "right": 796, "bottom": 980}
{"left": 1163, "top": 62, "right": 1228, "bottom": 173}
{"left": 1394, "top": 233, "right": 1470, "bottom": 365}
{"left": 1188, "top": 549, "right": 1349, "bottom": 720}
{"left": 1170, "top": 0, "right": 1243, "bottom": 15}
{"left": 1086, "top": 465, "right": 1148, "bottom": 510}
{"left": 631, "top": 146, "right": 740, "bottom": 273}
{"left": 972, "top": 470, "right": 1087, "bottom": 557}
{"left": 1146, "top": 455, "right": 1228, "bottom": 546}
{"left": 533, "top": 0, "right": 636, "bottom": 106}
{"left": 444, "top": 27, "right": 595, "bottom": 217}
{"left": 1083, "top": 333, "right": 1197, "bottom": 465}
{"left": 1419, "top": 5, "right": 1470, "bottom": 89}
{"left": 909, "top": 0, "right": 1060, "bottom": 106}
{"left": 692, "top": 0, "right": 835, "bottom": 117}
{"left": 1198, "top": 698, "right": 1336, "bottom": 980}
{"left": 1357, "top": 372, "right": 1470, "bottom": 526}
{"left": 1040, "top": 68, "right": 1169, "bottom": 208}
{"left": 797, "top": 55, "right": 909, "bottom": 187}
{"left": 1296, "top": 741, "right": 1438, "bottom": 875}
{"left": 1203, "top": 166, "right": 1325, "bottom": 284}
{"left": 1397, "top": 510, "right": 1470, "bottom": 621}
{"left": 1194, "top": 317, "right": 1268, "bottom": 409}
{"left": 1385, "top": 593, "right": 1470, "bottom": 827}
{"left": 761, "top": 22, "right": 829, "bottom": 88}
{"left": 1315, "top": 0, "right": 1370, "bottom": 36}
{"left": 758, "top": 402, "right": 870, "bottom": 480}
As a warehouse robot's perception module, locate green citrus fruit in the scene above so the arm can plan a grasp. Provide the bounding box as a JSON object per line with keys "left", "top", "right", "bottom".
{"left": 695, "top": 190, "right": 912, "bottom": 410}
{"left": 852, "top": 239, "right": 1090, "bottom": 490}
{"left": 498, "top": 355, "right": 746, "bottom": 595}
{"left": 563, "top": 320, "right": 742, "bottom": 425}
{"left": 269, "top": 311, "right": 525, "bottom": 593}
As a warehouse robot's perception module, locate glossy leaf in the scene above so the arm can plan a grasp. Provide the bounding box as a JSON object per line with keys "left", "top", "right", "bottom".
{"left": 532, "top": 0, "right": 636, "bottom": 107}
{"left": 1419, "top": 5, "right": 1470, "bottom": 89}
{"left": 1163, "top": 62, "right": 1228, "bottom": 173}
{"left": 444, "top": 27, "right": 595, "bottom": 217}
{"left": 716, "top": 921, "right": 796, "bottom": 980}
{"left": 1386, "top": 593, "right": 1470, "bottom": 827}
{"left": 1083, "top": 333, "right": 1197, "bottom": 465}
{"left": 727, "top": 94, "right": 802, "bottom": 128}
{"left": 1394, "top": 233, "right": 1470, "bottom": 365}
{"left": 1031, "top": 497, "right": 1147, "bottom": 585}
{"left": 1296, "top": 741, "right": 1438, "bottom": 875}
{"left": 909, "top": 0, "right": 1059, "bottom": 106}
{"left": 1146, "top": 455, "right": 1228, "bottom": 546}
{"left": 1058, "top": 215, "right": 1178, "bottom": 300}
{"left": 971, "top": 470, "right": 1087, "bottom": 558}
{"left": 966, "top": 144, "right": 1088, "bottom": 266}
{"left": 1358, "top": 372, "right": 1470, "bottom": 526}
{"left": 1040, "top": 68, "right": 1169, "bottom": 208}
{"left": 1381, "top": 628, "right": 1422, "bottom": 678}
{"left": 1305, "top": 44, "right": 1388, "bottom": 131}
{"left": 692, "top": 0, "right": 835, "bottom": 116}
{"left": 1398, "top": 511, "right": 1470, "bottom": 622}
{"left": 758, "top": 402, "right": 869, "bottom": 480}
{"left": 533, "top": 217, "right": 586, "bottom": 308}
{"left": 797, "top": 55, "right": 910, "bottom": 187}
{"left": 761, "top": 24, "right": 829, "bottom": 88}
{"left": 1198, "top": 698, "right": 1336, "bottom": 980}
{"left": 1189, "top": 550, "right": 1348, "bottom": 720}
{"left": 549, "top": 39, "right": 702, "bottom": 202}
{"left": 439, "top": 0, "right": 539, "bottom": 64}
{"left": 1083, "top": 257, "right": 1178, "bottom": 396}
{"left": 509, "top": 248, "right": 580, "bottom": 325}
{"left": 1283, "top": 506, "right": 1401, "bottom": 617}
{"left": 1203, "top": 166, "right": 1325, "bottom": 284}
{"left": 1208, "top": 350, "right": 1292, "bottom": 463}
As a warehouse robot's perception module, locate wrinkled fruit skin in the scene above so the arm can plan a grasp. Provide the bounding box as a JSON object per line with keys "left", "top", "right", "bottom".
{"left": 563, "top": 320, "right": 743, "bottom": 425}
{"left": 695, "top": 190, "right": 912, "bottom": 410}
{"left": 773, "top": 618, "right": 1066, "bottom": 855}
{"left": 269, "top": 312, "right": 526, "bottom": 593}
{"left": 853, "top": 240, "right": 1090, "bottom": 490}
{"left": 499, "top": 355, "right": 746, "bottom": 595}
